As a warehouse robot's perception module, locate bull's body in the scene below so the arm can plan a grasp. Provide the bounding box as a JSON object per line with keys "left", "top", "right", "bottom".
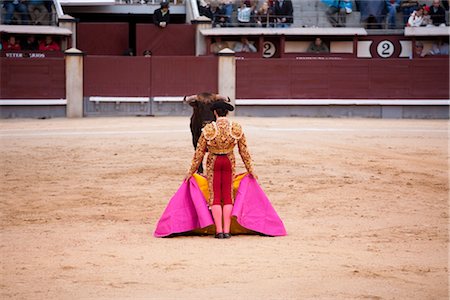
{"left": 184, "top": 92, "right": 230, "bottom": 173}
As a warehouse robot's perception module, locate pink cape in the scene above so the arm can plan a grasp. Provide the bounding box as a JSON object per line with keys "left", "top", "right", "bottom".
{"left": 154, "top": 174, "right": 287, "bottom": 237}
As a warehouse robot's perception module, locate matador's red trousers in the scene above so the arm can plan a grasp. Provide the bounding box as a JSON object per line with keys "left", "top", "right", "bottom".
{"left": 213, "top": 155, "right": 232, "bottom": 205}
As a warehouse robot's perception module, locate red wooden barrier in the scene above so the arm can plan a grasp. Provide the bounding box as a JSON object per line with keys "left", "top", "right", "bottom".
{"left": 77, "top": 23, "right": 129, "bottom": 56}
{"left": 236, "top": 58, "right": 449, "bottom": 99}
{"left": 84, "top": 56, "right": 151, "bottom": 97}
{"left": 136, "top": 24, "right": 196, "bottom": 56}
{"left": 0, "top": 57, "right": 65, "bottom": 99}
{"left": 151, "top": 56, "right": 218, "bottom": 96}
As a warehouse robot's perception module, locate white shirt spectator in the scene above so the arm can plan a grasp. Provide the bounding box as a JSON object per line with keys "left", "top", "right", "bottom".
{"left": 237, "top": 6, "right": 252, "bottom": 23}
{"left": 407, "top": 10, "right": 424, "bottom": 27}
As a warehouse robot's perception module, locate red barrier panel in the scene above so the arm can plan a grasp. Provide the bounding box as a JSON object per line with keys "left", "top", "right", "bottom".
{"left": 84, "top": 56, "right": 151, "bottom": 97}
{"left": 77, "top": 23, "right": 129, "bottom": 56}
{"left": 0, "top": 57, "right": 65, "bottom": 99}
{"left": 151, "top": 56, "right": 218, "bottom": 96}
{"left": 136, "top": 24, "right": 196, "bottom": 56}
{"left": 237, "top": 58, "right": 449, "bottom": 99}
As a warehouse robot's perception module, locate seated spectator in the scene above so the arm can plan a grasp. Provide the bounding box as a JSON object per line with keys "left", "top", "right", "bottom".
{"left": 233, "top": 37, "right": 257, "bottom": 53}
{"left": 429, "top": 0, "right": 447, "bottom": 26}
{"left": 359, "top": 0, "right": 386, "bottom": 29}
{"left": 237, "top": 3, "right": 252, "bottom": 26}
{"left": 3, "top": 35, "right": 21, "bottom": 50}
{"left": 21, "top": 35, "right": 39, "bottom": 50}
{"left": 385, "top": 0, "right": 401, "bottom": 29}
{"left": 421, "top": 5, "right": 433, "bottom": 26}
{"left": 400, "top": 0, "right": 419, "bottom": 26}
{"left": 210, "top": 40, "right": 230, "bottom": 53}
{"left": 255, "top": 0, "right": 274, "bottom": 27}
{"left": 274, "top": 0, "right": 293, "bottom": 28}
{"left": 143, "top": 50, "right": 152, "bottom": 57}
{"left": 322, "top": 0, "right": 353, "bottom": 28}
{"left": 153, "top": 2, "right": 170, "bottom": 28}
{"left": 39, "top": 36, "right": 60, "bottom": 51}
{"left": 414, "top": 41, "right": 425, "bottom": 57}
{"left": 407, "top": 6, "right": 424, "bottom": 27}
{"left": 307, "top": 38, "right": 330, "bottom": 53}
{"left": 28, "top": 0, "right": 50, "bottom": 25}
{"left": 426, "top": 38, "right": 449, "bottom": 55}
{"left": 3, "top": 0, "right": 30, "bottom": 25}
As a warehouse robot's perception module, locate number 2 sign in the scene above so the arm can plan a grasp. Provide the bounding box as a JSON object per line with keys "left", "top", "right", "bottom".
{"left": 376, "top": 40, "right": 395, "bottom": 58}
{"left": 262, "top": 41, "right": 276, "bottom": 58}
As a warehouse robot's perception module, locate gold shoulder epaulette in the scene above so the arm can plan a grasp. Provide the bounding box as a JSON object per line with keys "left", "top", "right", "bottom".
{"left": 202, "top": 122, "right": 217, "bottom": 140}
{"left": 230, "top": 122, "right": 243, "bottom": 140}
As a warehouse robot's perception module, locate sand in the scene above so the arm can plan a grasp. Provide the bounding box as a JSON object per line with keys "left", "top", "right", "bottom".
{"left": 0, "top": 116, "right": 448, "bottom": 299}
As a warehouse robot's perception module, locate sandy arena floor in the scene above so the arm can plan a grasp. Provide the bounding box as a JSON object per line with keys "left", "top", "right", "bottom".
{"left": 0, "top": 116, "right": 448, "bottom": 299}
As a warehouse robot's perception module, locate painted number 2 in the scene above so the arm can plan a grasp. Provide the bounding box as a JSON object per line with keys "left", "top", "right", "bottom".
{"left": 376, "top": 40, "right": 395, "bottom": 58}
{"left": 262, "top": 41, "right": 276, "bottom": 58}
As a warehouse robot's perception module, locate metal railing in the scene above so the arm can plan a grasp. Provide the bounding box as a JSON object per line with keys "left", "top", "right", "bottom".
{"left": 115, "top": 0, "right": 185, "bottom": 4}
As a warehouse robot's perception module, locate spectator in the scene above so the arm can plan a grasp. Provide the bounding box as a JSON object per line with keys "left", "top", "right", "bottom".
{"left": 220, "top": 0, "right": 234, "bottom": 24}
{"left": 421, "top": 5, "right": 433, "bottom": 26}
{"left": 307, "top": 38, "right": 330, "bottom": 53}
{"left": 3, "top": 36, "right": 21, "bottom": 50}
{"left": 429, "top": 0, "right": 446, "bottom": 26}
{"left": 233, "top": 37, "right": 257, "bottom": 52}
{"left": 3, "top": 0, "right": 30, "bottom": 25}
{"left": 385, "top": 0, "right": 401, "bottom": 29}
{"left": 210, "top": 40, "right": 230, "bottom": 53}
{"left": 255, "top": 0, "right": 274, "bottom": 27}
{"left": 143, "top": 50, "right": 152, "bottom": 57}
{"left": 153, "top": 2, "right": 170, "bottom": 28}
{"left": 210, "top": 2, "right": 229, "bottom": 27}
{"left": 400, "top": 0, "right": 419, "bottom": 26}
{"left": 414, "top": 41, "right": 425, "bottom": 57}
{"left": 28, "top": 0, "right": 50, "bottom": 25}
{"left": 322, "top": 0, "right": 353, "bottom": 28}
{"left": 407, "top": 6, "right": 424, "bottom": 26}
{"left": 237, "top": 3, "right": 252, "bottom": 26}
{"left": 38, "top": 36, "right": 60, "bottom": 51}
{"left": 426, "top": 38, "right": 449, "bottom": 55}
{"left": 359, "top": 0, "right": 386, "bottom": 29}
{"left": 21, "top": 35, "right": 39, "bottom": 50}
{"left": 274, "top": 0, "right": 293, "bottom": 27}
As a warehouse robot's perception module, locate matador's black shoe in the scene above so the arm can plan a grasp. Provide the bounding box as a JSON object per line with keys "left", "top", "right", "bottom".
{"left": 223, "top": 233, "right": 231, "bottom": 239}
{"left": 215, "top": 233, "right": 225, "bottom": 239}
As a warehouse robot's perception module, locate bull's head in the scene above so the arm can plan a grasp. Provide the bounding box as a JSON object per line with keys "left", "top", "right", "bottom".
{"left": 183, "top": 93, "right": 230, "bottom": 107}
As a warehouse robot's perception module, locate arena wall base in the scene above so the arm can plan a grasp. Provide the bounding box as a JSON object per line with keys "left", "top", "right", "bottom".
{"left": 236, "top": 105, "right": 450, "bottom": 119}
{"left": 0, "top": 106, "right": 66, "bottom": 119}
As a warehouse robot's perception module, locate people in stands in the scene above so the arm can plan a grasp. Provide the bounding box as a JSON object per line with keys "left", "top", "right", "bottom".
{"left": 274, "top": 0, "right": 293, "bottom": 27}
{"left": 39, "top": 36, "right": 60, "bottom": 51}
{"left": 237, "top": 2, "right": 253, "bottom": 26}
{"left": 426, "top": 38, "right": 449, "bottom": 55}
{"left": 153, "top": 2, "right": 170, "bottom": 28}
{"left": 233, "top": 37, "right": 257, "bottom": 52}
{"left": 21, "top": 35, "right": 39, "bottom": 50}
{"left": 3, "top": 0, "right": 30, "bottom": 25}
{"left": 429, "top": 0, "right": 447, "bottom": 26}
{"left": 400, "top": 0, "right": 419, "bottom": 26}
{"left": 210, "top": 40, "right": 230, "bottom": 53}
{"left": 385, "top": 0, "right": 401, "bottom": 29}
{"left": 414, "top": 41, "right": 425, "bottom": 57}
{"left": 421, "top": 5, "right": 433, "bottom": 26}
{"left": 27, "top": 0, "right": 51, "bottom": 25}
{"left": 210, "top": 2, "right": 229, "bottom": 27}
{"left": 3, "top": 35, "right": 21, "bottom": 50}
{"left": 255, "top": 0, "right": 275, "bottom": 27}
{"left": 307, "top": 38, "right": 330, "bottom": 53}
{"left": 220, "top": 0, "right": 234, "bottom": 24}
{"left": 322, "top": 0, "right": 353, "bottom": 28}
{"left": 407, "top": 5, "right": 424, "bottom": 26}
{"left": 359, "top": 0, "right": 386, "bottom": 29}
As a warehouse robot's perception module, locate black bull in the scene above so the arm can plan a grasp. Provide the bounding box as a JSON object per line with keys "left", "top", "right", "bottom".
{"left": 184, "top": 92, "right": 230, "bottom": 173}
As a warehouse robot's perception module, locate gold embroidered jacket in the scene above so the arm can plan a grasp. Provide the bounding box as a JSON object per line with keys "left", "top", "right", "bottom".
{"left": 188, "top": 117, "right": 253, "bottom": 205}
